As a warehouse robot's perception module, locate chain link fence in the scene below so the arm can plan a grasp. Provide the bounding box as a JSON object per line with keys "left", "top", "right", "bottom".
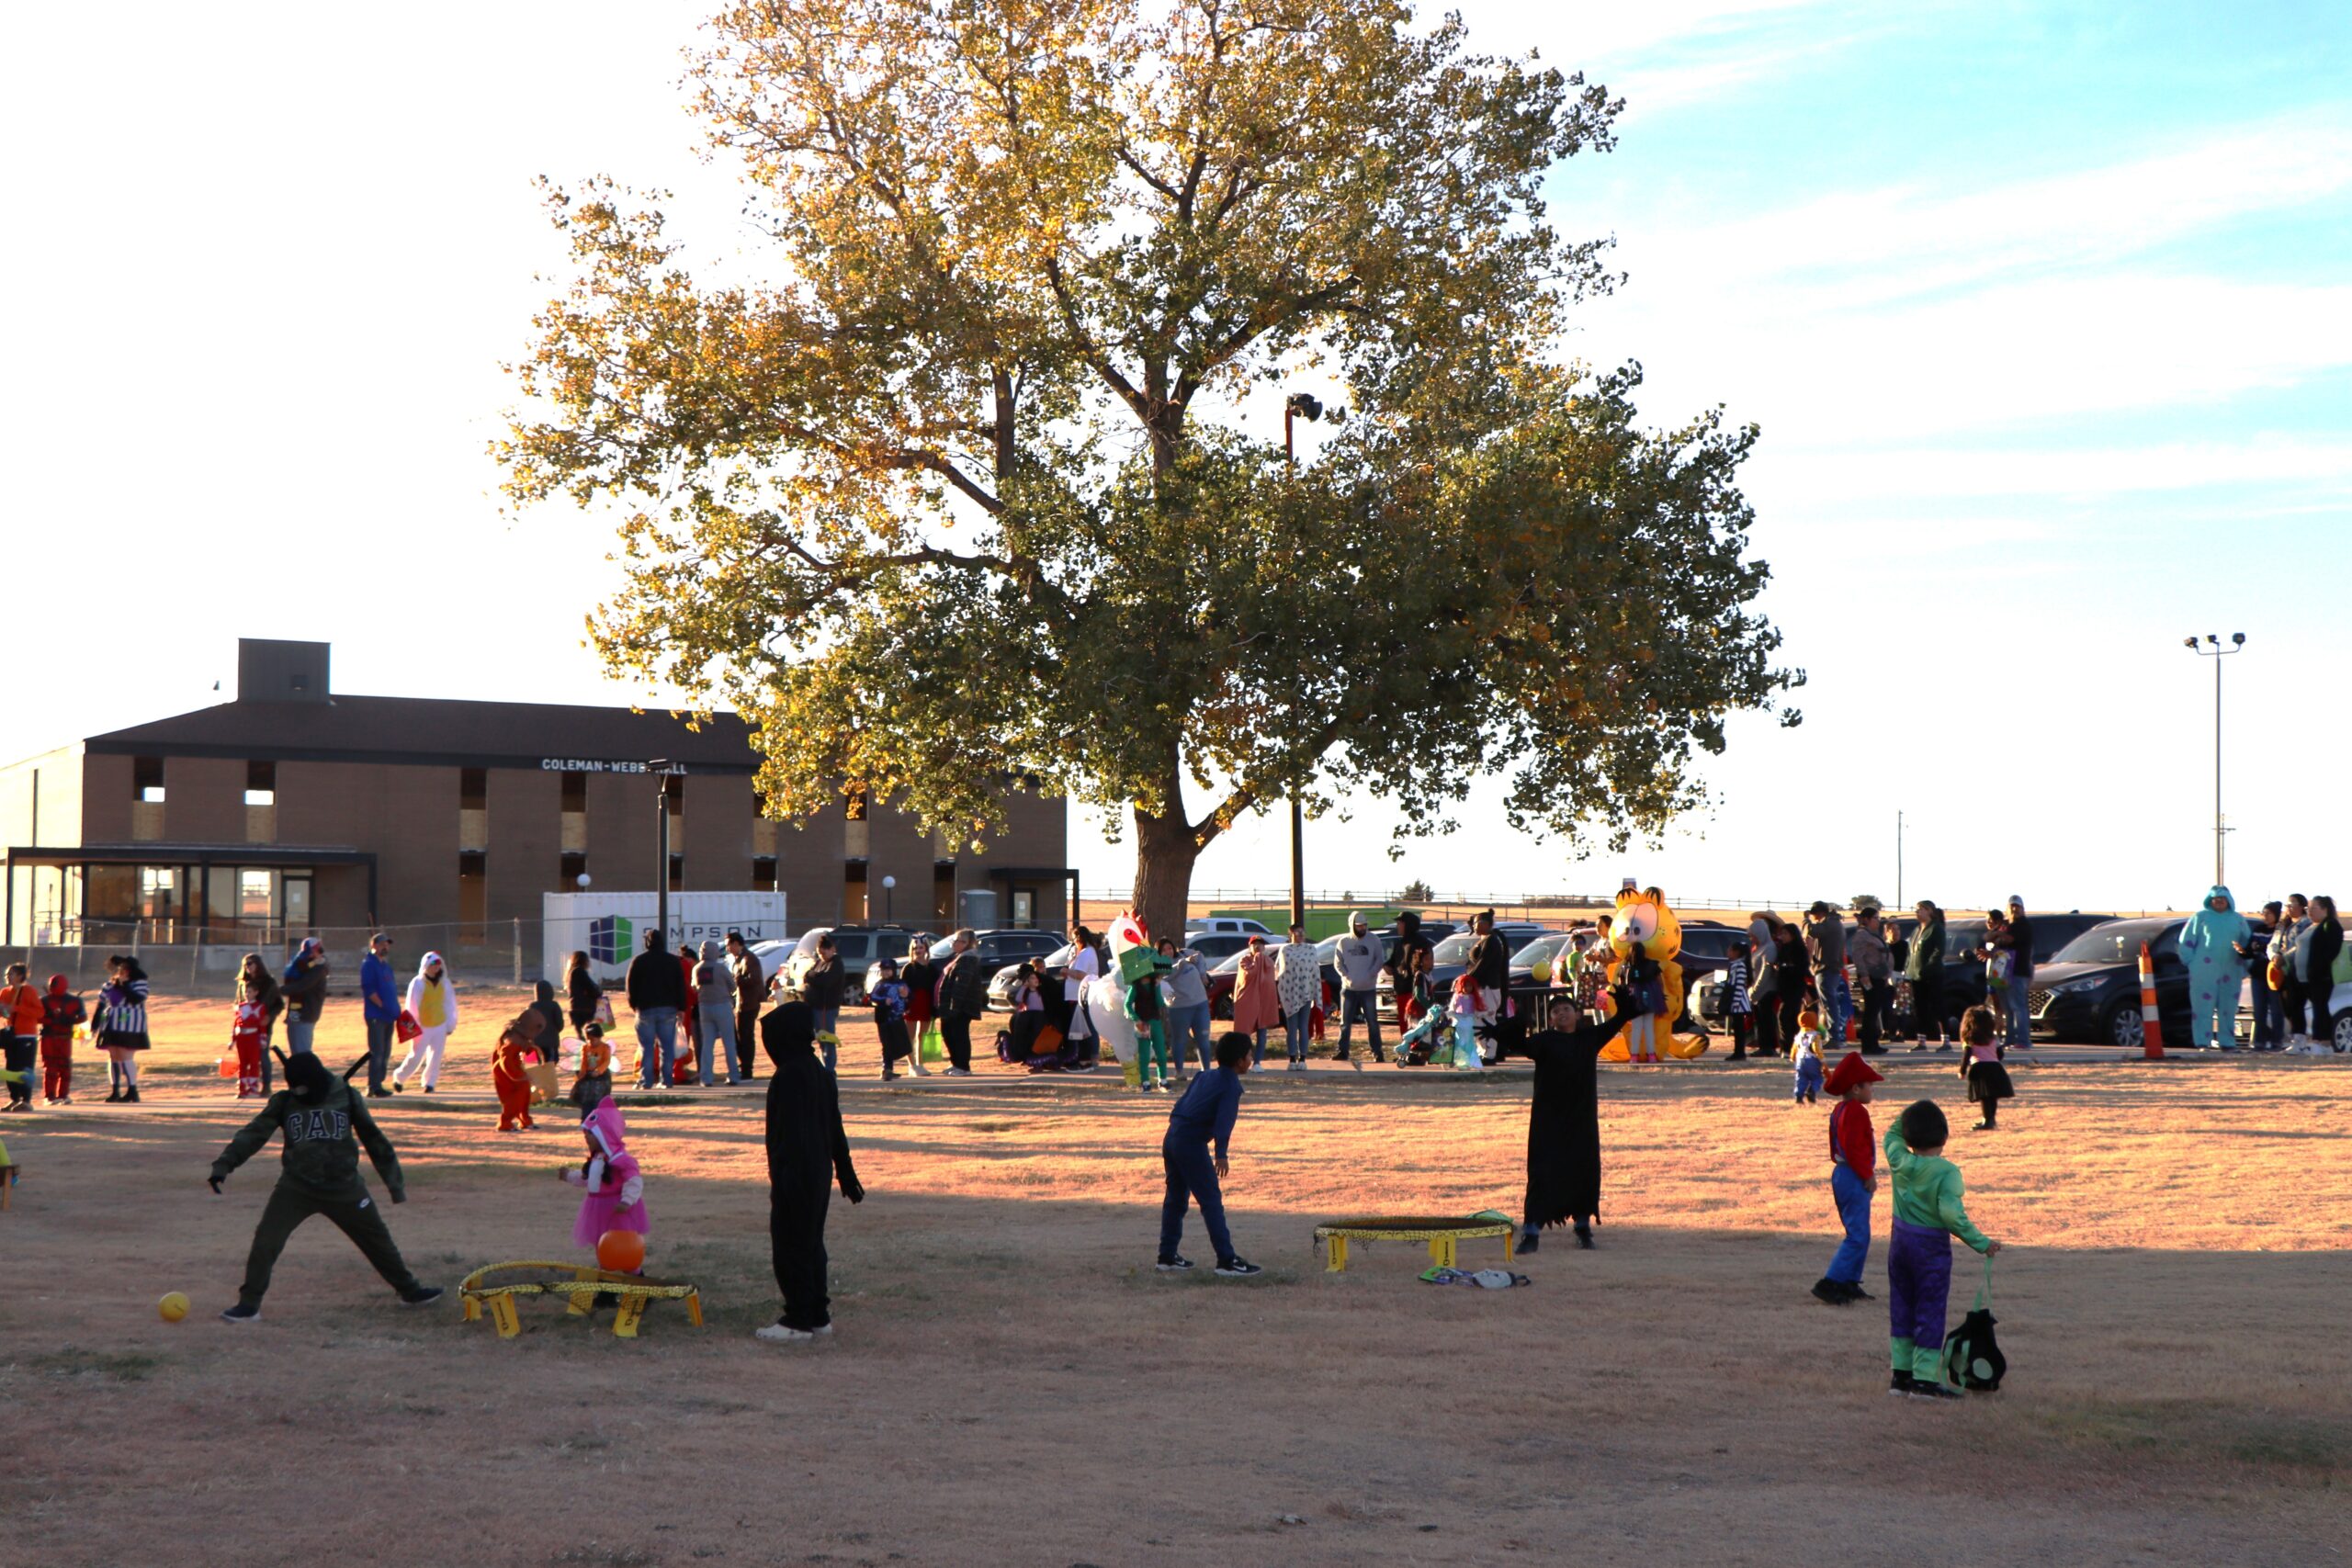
{"left": 9, "top": 919, "right": 566, "bottom": 1001}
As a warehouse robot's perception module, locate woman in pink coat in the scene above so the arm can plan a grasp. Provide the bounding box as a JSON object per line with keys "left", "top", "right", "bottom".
{"left": 1230, "top": 934, "right": 1283, "bottom": 1066}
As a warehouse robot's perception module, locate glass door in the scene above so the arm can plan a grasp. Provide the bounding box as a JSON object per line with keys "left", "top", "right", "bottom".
{"left": 284, "top": 874, "right": 312, "bottom": 934}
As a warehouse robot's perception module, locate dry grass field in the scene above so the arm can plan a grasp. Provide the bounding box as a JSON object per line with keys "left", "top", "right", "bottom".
{"left": 5, "top": 992, "right": 2348, "bottom": 1566}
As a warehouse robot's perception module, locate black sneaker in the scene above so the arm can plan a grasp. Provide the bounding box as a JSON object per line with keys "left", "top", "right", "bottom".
{"left": 399, "top": 1285, "right": 446, "bottom": 1308}
{"left": 1843, "top": 1282, "right": 1874, "bottom": 1301}
{"left": 1887, "top": 1371, "right": 1916, "bottom": 1397}
{"left": 1574, "top": 1224, "right": 1594, "bottom": 1250}
{"left": 1810, "top": 1278, "right": 1849, "bottom": 1306}
{"left": 1155, "top": 1255, "right": 1194, "bottom": 1272}
{"left": 1214, "top": 1258, "right": 1264, "bottom": 1278}
{"left": 1517, "top": 1231, "right": 1540, "bottom": 1254}
{"left": 1908, "top": 1380, "right": 1964, "bottom": 1401}
{"left": 220, "top": 1303, "right": 260, "bottom": 1325}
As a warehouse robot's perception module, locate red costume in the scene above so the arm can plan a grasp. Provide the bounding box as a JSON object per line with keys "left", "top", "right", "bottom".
{"left": 40, "top": 976, "right": 85, "bottom": 1101}
{"left": 232, "top": 997, "right": 267, "bottom": 1099}
{"left": 492, "top": 1023, "right": 537, "bottom": 1131}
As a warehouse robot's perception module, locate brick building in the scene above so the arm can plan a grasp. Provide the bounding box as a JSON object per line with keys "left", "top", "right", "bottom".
{"left": 0, "top": 639, "right": 1071, "bottom": 946}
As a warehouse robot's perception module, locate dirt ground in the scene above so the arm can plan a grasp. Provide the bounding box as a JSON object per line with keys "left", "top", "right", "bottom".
{"left": 6, "top": 993, "right": 2348, "bottom": 1567}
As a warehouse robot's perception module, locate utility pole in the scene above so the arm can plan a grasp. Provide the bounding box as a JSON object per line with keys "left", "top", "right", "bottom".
{"left": 1283, "top": 390, "right": 1323, "bottom": 933}
{"left": 650, "top": 759, "right": 684, "bottom": 950}
{"left": 2182, "top": 634, "right": 2245, "bottom": 885}
{"left": 1895, "top": 810, "right": 1904, "bottom": 912}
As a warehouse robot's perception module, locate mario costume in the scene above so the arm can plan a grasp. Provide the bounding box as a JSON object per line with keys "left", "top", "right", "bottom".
{"left": 1815, "top": 1052, "right": 1883, "bottom": 1303}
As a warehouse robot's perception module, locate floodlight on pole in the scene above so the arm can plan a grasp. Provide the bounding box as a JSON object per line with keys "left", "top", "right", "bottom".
{"left": 2181, "top": 636, "right": 2245, "bottom": 886}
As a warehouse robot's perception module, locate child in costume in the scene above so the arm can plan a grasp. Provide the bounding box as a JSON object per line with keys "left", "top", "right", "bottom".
{"left": 1959, "top": 1004, "right": 2014, "bottom": 1130}
{"left": 2, "top": 964, "right": 41, "bottom": 1111}
{"left": 1154, "top": 1031, "right": 1261, "bottom": 1277}
{"left": 578, "top": 1023, "right": 613, "bottom": 1082}
{"left": 871, "top": 956, "right": 914, "bottom": 1080}
{"left": 1791, "top": 1004, "right": 1826, "bottom": 1104}
{"left": 1517, "top": 985, "right": 1640, "bottom": 1253}
{"left": 39, "top": 975, "right": 84, "bottom": 1104}
{"left": 1883, "top": 1098, "right": 2000, "bottom": 1399}
{"left": 231, "top": 987, "right": 269, "bottom": 1099}
{"left": 1394, "top": 987, "right": 1451, "bottom": 1066}
{"left": 493, "top": 1010, "right": 543, "bottom": 1132}
{"left": 562, "top": 1067, "right": 648, "bottom": 1257}
{"left": 1723, "top": 941, "right": 1755, "bottom": 1061}
{"left": 1812, "top": 1052, "right": 1883, "bottom": 1305}
{"left": 1448, "top": 975, "right": 1486, "bottom": 1070}
{"left": 208, "top": 1050, "right": 444, "bottom": 1323}
{"left": 757, "top": 1001, "right": 865, "bottom": 1342}
{"left": 1127, "top": 953, "right": 1172, "bottom": 1093}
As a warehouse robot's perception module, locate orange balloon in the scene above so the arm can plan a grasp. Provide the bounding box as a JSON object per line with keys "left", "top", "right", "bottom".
{"left": 596, "top": 1229, "right": 646, "bottom": 1273}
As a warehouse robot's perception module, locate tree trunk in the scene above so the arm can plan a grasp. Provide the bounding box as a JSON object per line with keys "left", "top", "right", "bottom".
{"left": 1131, "top": 803, "right": 1200, "bottom": 945}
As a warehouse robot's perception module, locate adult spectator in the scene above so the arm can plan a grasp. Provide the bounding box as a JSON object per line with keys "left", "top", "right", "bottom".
{"left": 935, "top": 928, "right": 989, "bottom": 1075}
{"left": 1849, "top": 907, "right": 1894, "bottom": 1055}
{"left": 358, "top": 933, "right": 401, "bottom": 1099}
{"left": 2300, "top": 896, "right": 2342, "bottom": 1046}
{"left": 626, "top": 929, "right": 685, "bottom": 1089}
{"left": 1906, "top": 901, "right": 1949, "bottom": 1051}
{"left": 2270, "top": 894, "right": 2312, "bottom": 1044}
{"left": 563, "top": 950, "right": 604, "bottom": 1047}
{"left": 693, "top": 938, "right": 744, "bottom": 1085}
{"left": 801, "top": 933, "right": 847, "bottom": 1069}
{"left": 280, "top": 938, "right": 329, "bottom": 1055}
{"left": 1467, "top": 908, "right": 1511, "bottom": 997}
{"left": 2243, "top": 902, "right": 2283, "bottom": 1051}
{"left": 1332, "top": 911, "right": 1388, "bottom": 1067}
{"left": 236, "top": 951, "right": 286, "bottom": 1094}
{"left": 1388, "top": 911, "right": 1436, "bottom": 1024}
{"left": 1802, "top": 902, "right": 1850, "bottom": 1046}
{"left": 529, "top": 981, "right": 565, "bottom": 1063}
{"left": 2004, "top": 896, "right": 2037, "bottom": 1048}
{"left": 1230, "top": 933, "right": 1280, "bottom": 1066}
{"left": 1159, "top": 936, "right": 1213, "bottom": 1076}
{"left": 1770, "top": 919, "right": 1809, "bottom": 1053}
{"left": 899, "top": 935, "right": 937, "bottom": 1076}
{"left": 1747, "top": 924, "right": 1783, "bottom": 1059}
{"left": 1747, "top": 909, "right": 1780, "bottom": 968}
{"left": 1064, "top": 923, "right": 1102, "bottom": 1067}
{"left": 1273, "top": 921, "right": 1319, "bottom": 1070}
{"left": 727, "top": 931, "right": 763, "bottom": 1083}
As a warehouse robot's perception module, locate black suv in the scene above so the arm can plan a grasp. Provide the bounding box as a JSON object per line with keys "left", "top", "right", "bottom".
{"left": 2025, "top": 918, "right": 2197, "bottom": 1047}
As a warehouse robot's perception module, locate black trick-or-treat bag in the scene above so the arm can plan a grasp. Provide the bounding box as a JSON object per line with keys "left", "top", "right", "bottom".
{"left": 1945, "top": 1257, "right": 2007, "bottom": 1392}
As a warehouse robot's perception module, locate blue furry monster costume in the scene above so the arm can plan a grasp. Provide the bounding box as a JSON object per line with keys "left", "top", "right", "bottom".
{"left": 2177, "top": 885, "right": 2251, "bottom": 1049}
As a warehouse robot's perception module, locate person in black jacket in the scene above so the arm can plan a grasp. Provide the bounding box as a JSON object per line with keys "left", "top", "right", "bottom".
{"left": 800, "top": 935, "right": 848, "bottom": 1070}
{"left": 208, "top": 1050, "right": 443, "bottom": 1323}
{"left": 625, "top": 931, "right": 686, "bottom": 1089}
{"left": 756, "top": 1002, "right": 864, "bottom": 1342}
{"left": 2302, "top": 897, "right": 2343, "bottom": 1043}
{"left": 728, "top": 931, "right": 764, "bottom": 1083}
{"left": 563, "top": 950, "right": 603, "bottom": 1042}
{"left": 935, "top": 929, "right": 990, "bottom": 1075}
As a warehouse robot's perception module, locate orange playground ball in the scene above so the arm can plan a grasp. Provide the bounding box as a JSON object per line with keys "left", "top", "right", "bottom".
{"left": 596, "top": 1230, "right": 646, "bottom": 1273}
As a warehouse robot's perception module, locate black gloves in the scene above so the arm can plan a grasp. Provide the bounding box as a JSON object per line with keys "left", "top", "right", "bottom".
{"left": 840, "top": 1172, "right": 865, "bottom": 1204}
{"left": 207, "top": 1175, "right": 224, "bottom": 1194}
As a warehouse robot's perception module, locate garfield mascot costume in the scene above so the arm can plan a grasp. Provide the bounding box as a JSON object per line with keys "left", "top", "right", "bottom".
{"left": 1603, "top": 884, "right": 1704, "bottom": 1062}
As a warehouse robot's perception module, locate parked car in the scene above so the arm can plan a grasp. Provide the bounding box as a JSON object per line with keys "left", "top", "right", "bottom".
{"left": 776, "top": 925, "right": 924, "bottom": 1004}
{"left": 1189, "top": 917, "right": 1273, "bottom": 936}
{"left": 1896, "top": 910, "right": 2119, "bottom": 1038}
{"left": 874, "top": 927, "right": 1059, "bottom": 1003}
{"left": 2025, "top": 918, "right": 2195, "bottom": 1047}
{"left": 1424, "top": 923, "right": 1558, "bottom": 998}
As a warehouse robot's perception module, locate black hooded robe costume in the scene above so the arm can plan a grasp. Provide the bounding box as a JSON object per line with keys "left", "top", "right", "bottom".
{"left": 1521, "top": 992, "right": 1642, "bottom": 1235}
{"left": 209, "top": 1052, "right": 427, "bottom": 1311}
{"left": 761, "top": 1002, "right": 863, "bottom": 1332}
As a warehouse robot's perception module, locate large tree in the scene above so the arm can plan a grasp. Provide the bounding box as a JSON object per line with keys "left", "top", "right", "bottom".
{"left": 501, "top": 0, "right": 1798, "bottom": 938}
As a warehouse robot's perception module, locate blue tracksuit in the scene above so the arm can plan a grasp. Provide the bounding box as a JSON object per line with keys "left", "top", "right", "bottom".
{"left": 1160, "top": 1067, "right": 1244, "bottom": 1263}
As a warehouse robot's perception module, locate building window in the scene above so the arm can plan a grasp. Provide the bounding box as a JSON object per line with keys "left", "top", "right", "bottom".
{"left": 239, "top": 869, "right": 275, "bottom": 920}
{"left": 752, "top": 856, "right": 778, "bottom": 892}
{"left": 244, "top": 760, "right": 277, "bottom": 807}
{"left": 560, "top": 852, "right": 587, "bottom": 889}
{"left": 139, "top": 866, "right": 178, "bottom": 919}
{"left": 843, "top": 860, "right": 868, "bottom": 923}
{"left": 460, "top": 769, "right": 488, "bottom": 810}
{"left": 134, "top": 756, "right": 165, "bottom": 803}
{"left": 560, "top": 771, "right": 588, "bottom": 810}
{"left": 668, "top": 853, "right": 684, "bottom": 892}
{"left": 458, "top": 850, "right": 488, "bottom": 937}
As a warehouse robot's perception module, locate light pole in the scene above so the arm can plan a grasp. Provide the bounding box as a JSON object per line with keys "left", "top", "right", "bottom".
{"left": 2182, "top": 633, "right": 2245, "bottom": 886}
{"left": 1283, "top": 391, "right": 1323, "bottom": 934}
{"left": 648, "top": 759, "right": 684, "bottom": 949}
{"left": 1895, "top": 809, "right": 1904, "bottom": 913}
{"left": 882, "top": 874, "right": 897, "bottom": 924}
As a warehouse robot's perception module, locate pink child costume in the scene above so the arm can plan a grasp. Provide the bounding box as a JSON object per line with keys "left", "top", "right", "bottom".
{"left": 562, "top": 1098, "right": 650, "bottom": 1252}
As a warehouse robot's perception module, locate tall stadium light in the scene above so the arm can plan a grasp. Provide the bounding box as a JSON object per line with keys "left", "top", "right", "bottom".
{"left": 1283, "top": 391, "right": 1324, "bottom": 933}
{"left": 2182, "top": 636, "right": 2245, "bottom": 885}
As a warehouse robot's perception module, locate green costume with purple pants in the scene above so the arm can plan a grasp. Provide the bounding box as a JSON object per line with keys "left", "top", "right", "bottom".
{"left": 1883, "top": 1126, "right": 1991, "bottom": 1387}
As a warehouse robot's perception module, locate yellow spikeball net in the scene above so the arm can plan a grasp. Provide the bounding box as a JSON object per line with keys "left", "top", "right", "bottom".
{"left": 458, "top": 1260, "right": 704, "bottom": 1340}
{"left": 1312, "top": 1212, "right": 1518, "bottom": 1273}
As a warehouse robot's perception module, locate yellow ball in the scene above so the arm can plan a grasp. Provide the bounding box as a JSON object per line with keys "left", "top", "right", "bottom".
{"left": 158, "top": 1292, "right": 190, "bottom": 1323}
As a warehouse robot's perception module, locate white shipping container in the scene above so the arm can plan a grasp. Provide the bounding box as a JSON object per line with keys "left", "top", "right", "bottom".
{"left": 541, "top": 891, "right": 788, "bottom": 985}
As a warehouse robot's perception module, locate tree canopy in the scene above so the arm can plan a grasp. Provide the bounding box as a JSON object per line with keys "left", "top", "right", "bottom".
{"left": 500, "top": 0, "right": 1799, "bottom": 936}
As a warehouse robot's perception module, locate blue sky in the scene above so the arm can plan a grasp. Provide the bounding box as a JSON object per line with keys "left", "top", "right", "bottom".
{"left": 5, "top": 1, "right": 2345, "bottom": 915}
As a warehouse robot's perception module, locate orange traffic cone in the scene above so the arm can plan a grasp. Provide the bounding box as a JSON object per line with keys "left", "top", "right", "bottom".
{"left": 2137, "top": 942, "right": 2165, "bottom": 1059}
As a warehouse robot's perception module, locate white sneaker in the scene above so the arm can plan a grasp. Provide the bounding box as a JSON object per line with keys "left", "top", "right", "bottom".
{"left": 755, "top": 1322, "right": 815, "bottom": 1343}
{"left": 810, "top": 1323, "right": 834, "bottom": 1337}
